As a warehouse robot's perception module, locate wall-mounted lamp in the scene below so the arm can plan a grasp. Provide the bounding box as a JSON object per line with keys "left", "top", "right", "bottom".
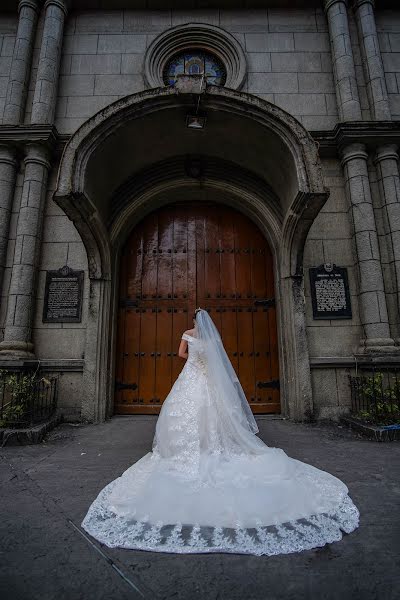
{"left": 186, "top": 114, "right": 207, "bottom": 129}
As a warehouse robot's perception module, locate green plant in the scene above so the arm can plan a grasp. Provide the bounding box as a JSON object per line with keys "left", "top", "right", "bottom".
{"left": 0, "top": 368, "right": 51, "bottom": 427}
{"left": 354, "top": 371, "right": 400, "bottom": 426}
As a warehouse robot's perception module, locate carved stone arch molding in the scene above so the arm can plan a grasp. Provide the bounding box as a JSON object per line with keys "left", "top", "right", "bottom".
{"left": 54, "top": 87, "right": 328, "bottom": 423}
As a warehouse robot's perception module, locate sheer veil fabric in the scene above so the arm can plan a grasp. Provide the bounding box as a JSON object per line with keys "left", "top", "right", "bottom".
{"left": 81, "top": 310, "right": 359, "bottom": 555}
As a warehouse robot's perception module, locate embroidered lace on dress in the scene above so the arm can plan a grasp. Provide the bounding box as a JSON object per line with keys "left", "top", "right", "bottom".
{"left": 81, "top": 332, "right": 359, "bottom": 555}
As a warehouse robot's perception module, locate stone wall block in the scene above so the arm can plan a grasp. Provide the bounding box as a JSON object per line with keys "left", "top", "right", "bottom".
{"left": 63, "top": 34, "right": 98, "bottom": 55}
{"left": 355, "top": 230, "right": 373, "bottom": 260}
{"left": 346, "top": 172, "right": 370, "bottom": 198}
{"left": 121, "top": 54, "right": 144, "bottom": 75}
{"left": 359, "top": 290, "right": 384, "bottom": 324}
{"left": 359, "top": 259, "right": 386, "bottom": 294}
{"left": 20, "top": 234, "right": 36, "bottom": 265}
{"left": 386, "top": 203, "right": 400, "bottom": 232}
{"left": 8, "top": 263, "right": 35, "bottom": 297}
{"left": 70, "top": 54, "right": 121, "bottom": 75}
{"left": 245, "top": 32, "right": 294, "bottom": 52}
{"left": 93, "top": 74, "right": 142, "bottom": 96}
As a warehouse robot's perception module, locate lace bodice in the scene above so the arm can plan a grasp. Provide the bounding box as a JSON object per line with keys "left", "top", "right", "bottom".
{"left": 181, "top": 333, "right": 207, "bottom": 374}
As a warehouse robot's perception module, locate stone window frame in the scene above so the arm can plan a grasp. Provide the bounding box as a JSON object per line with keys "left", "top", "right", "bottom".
{"left": 144, "top": 23, "right": 247, "bottom": 90}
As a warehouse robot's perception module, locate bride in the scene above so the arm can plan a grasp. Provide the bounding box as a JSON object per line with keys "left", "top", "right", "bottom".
{"left": 81, "top": 308, "right": 359, "bottom": 555}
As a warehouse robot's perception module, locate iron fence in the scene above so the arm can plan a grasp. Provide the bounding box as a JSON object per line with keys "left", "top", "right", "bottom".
{"left": 0, "top": 369, "right": 58, "bottom": 428}
{"left": 349, "top": 366, "right": 400, "bottom": 426}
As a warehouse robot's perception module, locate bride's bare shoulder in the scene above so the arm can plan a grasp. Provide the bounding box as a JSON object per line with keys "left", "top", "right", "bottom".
{"left": 183, "top": 328, "right": 195, "bottom": 336}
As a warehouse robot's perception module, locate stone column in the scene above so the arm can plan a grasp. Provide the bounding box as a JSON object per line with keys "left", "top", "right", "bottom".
{"left": 3, "top": 0, "right": 40, "bottom": 125}
{"left": 31, "top": 0, "right": 68, "bottom": 124}
{"left": 324, "top": 0, "right": 362, "bottom": 121}
{"left": 0, "top": 146, "right": 18, "bottom": 293}
{"left": 353, "top": 0, "right": 391, "bottom": 120}
{"left": 341, "top": 143, "right": 395, "bottom": 352}
{"left": 374, "top": 145, "right": 400, "bottom": 339}
{"left": 0, "top": 144, "right": 50, "bottom": 357}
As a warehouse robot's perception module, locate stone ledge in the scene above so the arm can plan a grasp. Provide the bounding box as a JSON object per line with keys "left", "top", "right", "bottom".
{"left": 310, "top": 354, "right": 400, "bottom": 368}
{"left": 340, "top": 416, "right": 400, "bottom": 442}
{"left": 0, "top": 359, "right": 85, "bottom": 372}
{"left": 0, "top": 413, "right": 63, "bottom": 447}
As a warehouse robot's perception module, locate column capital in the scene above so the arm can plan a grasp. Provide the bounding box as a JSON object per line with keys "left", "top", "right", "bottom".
{"left": 44, "top": 0, "right": 70, "bottom": 15}
{"left": 374, "top": 144, "right": 399, "bottom": 164}
{"left": 352, "top": 0, "right": 375, "bottom": 11}
{"left": 0, "top": 144, "right": 18, "bottom": 168}
{"left": 323, "top": 0, "right": 348, "bottom": 14}
{"left": 340, "top": 143, "right": 368, "bottom": 166}
{"left": 18, "top": 0, "right": 41, "bottom": 14}
{"left": 24, "top": 142, "right": 51, "bottom": 170}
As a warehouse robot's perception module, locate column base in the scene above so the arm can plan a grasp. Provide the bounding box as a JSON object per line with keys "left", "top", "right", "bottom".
{"left": 357, "top": 338, "right": 400, "bottom": 354}
{"left": 0, "top": 341, "right": 35, "bottom": 358}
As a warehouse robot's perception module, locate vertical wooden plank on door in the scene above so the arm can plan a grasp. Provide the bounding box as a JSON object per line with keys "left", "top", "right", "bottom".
{"left": 234, "top": 213, "right": 256, "bottom": 406}
{"left": 172, "top": 205, "right": 190, "bottom": 383}
{"left": 187, "top": 204, "right": 197, "bottom": 315}
{"left": 122, "top": 228, "right": 142, "bottom": 408}
{"left": 155, "top": 208, "right": 173, "bottom": 406}
{"left": 266, "top": 249, "right": 280, "bottom": 409}
{"left": 195, "top": 208, "right": 205, "bottom": 309}
{"left": 204, "top": 205, "right": 221, "bottom": 330}
{"left": 139, "top": 212, "right": 158, "bottom": 412}
{"left": 251, "top": 226, "right": 272, "bottom": 412}
{"left": 219, "top": 207, "right": 238, "bottom": 372}
{"left": 115, "top": 244, "right": 127, "bottom": 408}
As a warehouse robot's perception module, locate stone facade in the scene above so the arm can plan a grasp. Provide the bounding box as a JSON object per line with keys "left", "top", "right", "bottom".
{"left": 0, "top": 0, "right": 400, "bottom": 423}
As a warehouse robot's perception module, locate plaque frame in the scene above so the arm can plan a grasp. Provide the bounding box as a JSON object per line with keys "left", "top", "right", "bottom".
{"left": 309, "top": 263, "right": 352, "bottom": 320}
{"left": 43, "top": 265, "right": 84, "bottom": 323}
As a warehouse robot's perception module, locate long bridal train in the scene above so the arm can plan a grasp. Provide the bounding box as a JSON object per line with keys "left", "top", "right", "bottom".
{"left": 81, "top": 312, "right": 359, "bottom": 555}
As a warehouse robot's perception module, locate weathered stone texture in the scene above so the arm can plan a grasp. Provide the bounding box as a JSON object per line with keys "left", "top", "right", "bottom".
{"left": 54, "top": 7, "right": 339, "bottom": 133}
{"left": 376, "top": 10, "right": 400, "bottom": 119}
{"left": 0, "top": 20, "right": 17, "bottom": 123}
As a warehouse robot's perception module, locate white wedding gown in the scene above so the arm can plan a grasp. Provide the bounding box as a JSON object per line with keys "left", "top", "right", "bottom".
{"left": 81, "top": 332, "right": 359, "bottom": 555}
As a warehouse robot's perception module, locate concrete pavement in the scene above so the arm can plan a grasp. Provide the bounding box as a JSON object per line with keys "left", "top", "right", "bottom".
{"left": 1, "top": 416, "right": 399, "bottom": 600}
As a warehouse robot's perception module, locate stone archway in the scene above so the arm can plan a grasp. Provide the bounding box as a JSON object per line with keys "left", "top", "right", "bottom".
{"left": 54, "top": 86, "right": 329, "bottom": 423}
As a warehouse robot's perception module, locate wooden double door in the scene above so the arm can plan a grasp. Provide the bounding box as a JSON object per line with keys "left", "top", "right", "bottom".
{"left": 115, "top": 202, "right": 280, "bottom": 415}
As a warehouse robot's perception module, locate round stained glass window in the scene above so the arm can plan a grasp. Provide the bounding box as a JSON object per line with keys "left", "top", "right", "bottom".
{"left": 163, "top": 49, "right": 227, "bottom": 87}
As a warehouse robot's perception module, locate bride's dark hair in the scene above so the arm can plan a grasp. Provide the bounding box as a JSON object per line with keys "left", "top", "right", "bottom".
{"left": 193, "top": 308, "right": 202, "bottom": 321}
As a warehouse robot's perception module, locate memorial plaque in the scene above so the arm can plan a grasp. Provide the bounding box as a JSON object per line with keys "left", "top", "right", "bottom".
{"left": 309, "top": 263, "right": 352, "bottom": 320}
{"left": 43, "top": 266, "right": 84, "bottom": 323}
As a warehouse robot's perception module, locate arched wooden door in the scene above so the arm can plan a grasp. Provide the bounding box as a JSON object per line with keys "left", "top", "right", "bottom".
{"left": 115, "top": 202, "right": 280, "bottom": 415}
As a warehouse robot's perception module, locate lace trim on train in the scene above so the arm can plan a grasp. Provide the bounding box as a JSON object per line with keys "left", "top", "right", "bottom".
{"left": 81, "top": 480, "right": 359, "bottom": 556}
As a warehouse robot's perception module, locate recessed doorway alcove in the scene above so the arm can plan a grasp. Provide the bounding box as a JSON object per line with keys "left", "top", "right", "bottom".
{"left": 54, "top": 86, "right": 328, "bottom": 422}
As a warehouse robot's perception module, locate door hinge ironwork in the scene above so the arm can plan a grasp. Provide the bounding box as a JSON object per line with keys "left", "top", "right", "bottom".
{"left": 115, "top": 381, "right": 138, "bottom": 391}
{"left": 119, "top": 298, "right": 138, "bottom": 308}
{"left": 257, "top": 379, "right": 280, "bottom": 389}
{"left": 254, "top": 298, "right": 275, "bottom": 308}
